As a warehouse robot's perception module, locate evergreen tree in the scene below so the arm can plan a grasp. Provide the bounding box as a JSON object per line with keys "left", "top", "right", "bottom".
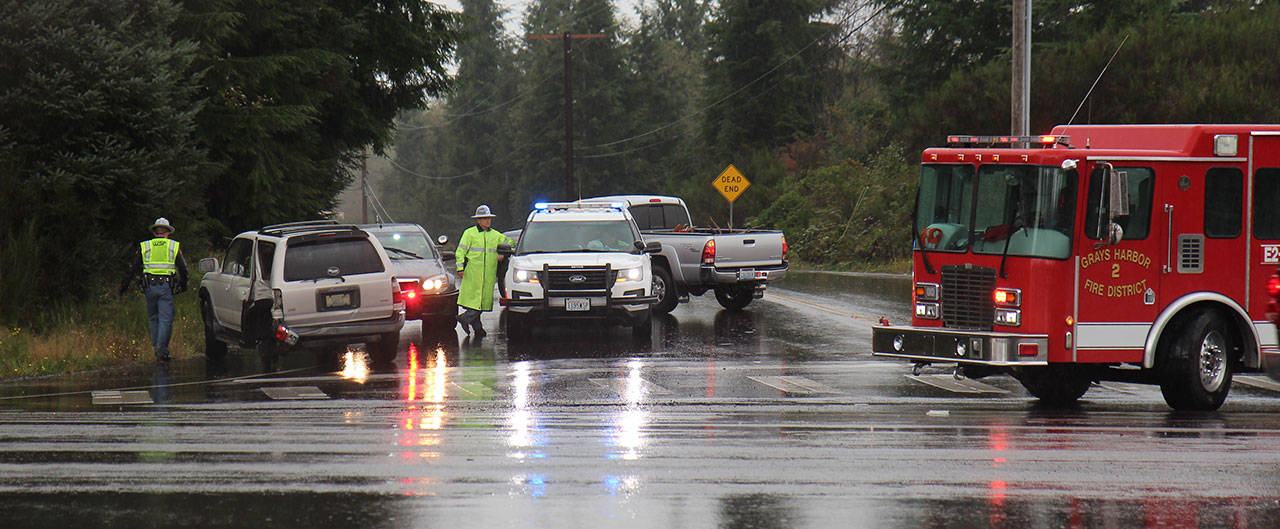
{"left": 0, "top": 0, "right": 204, "bottom": 317}
{"left": 177, "top": 0, "right": 460, "bottom": 235}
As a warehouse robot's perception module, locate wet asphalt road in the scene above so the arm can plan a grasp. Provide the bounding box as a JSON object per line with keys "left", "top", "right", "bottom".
{"left": 3, "top": 271, "right": 1280, "bottom": 528}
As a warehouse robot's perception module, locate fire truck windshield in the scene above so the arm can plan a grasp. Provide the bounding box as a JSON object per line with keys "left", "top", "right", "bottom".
{"left": 917, "top": 164, "right": 1076, "bottom": 259}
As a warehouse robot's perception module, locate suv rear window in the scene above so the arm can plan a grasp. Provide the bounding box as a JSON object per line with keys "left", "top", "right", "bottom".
{"left": 283, "top": 237, "right": 385, "bottom": 281}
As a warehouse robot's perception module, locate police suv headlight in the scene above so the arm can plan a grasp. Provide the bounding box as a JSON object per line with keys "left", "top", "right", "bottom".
{"left": 616, "top": 267, "right": 644, "bottom": 283}
{"left": 421, "top": 275, "right": 448, "bottom": 292}
{"left": 513, "top": 268, "right": 540, "bottom": 284}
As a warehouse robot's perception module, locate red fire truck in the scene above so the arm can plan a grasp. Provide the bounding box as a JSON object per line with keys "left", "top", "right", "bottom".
{"left": 872, "top": 124, "right": 1280, "bottom": 410}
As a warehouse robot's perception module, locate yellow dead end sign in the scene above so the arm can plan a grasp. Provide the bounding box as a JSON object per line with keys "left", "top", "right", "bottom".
{"left": 713, "top": 164, "right": 750, "bottom": 203}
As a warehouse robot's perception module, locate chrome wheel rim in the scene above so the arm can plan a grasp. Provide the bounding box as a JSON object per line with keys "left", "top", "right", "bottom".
{"left": 653, "top": 274, "right": 666, "bottom": 301}
{"left": 1198, "top": 330, "right": 1227, "bottom": 392}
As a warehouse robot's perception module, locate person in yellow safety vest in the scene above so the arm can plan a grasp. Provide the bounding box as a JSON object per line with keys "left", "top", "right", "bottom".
{"left": 455, "top": 205, "right": 512, "bottom": 337}
{"left": 119, "top": 217, "right": 189, "bottom": 362}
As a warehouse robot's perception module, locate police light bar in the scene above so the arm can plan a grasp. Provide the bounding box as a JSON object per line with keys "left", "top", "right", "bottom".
{"left": 535, "top": 202, "right": 625, "bottom": 211}
{"left": 946, "top": 134, "right": 1070, "bottom": 147}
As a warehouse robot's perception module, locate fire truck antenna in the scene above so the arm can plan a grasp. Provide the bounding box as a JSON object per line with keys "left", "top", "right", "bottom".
{"left": 1067, "top": 34, "right": 1129, "bottom": 127}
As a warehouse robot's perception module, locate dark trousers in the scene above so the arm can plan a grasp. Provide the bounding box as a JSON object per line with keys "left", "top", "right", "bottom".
{"left": 144, "top": 280, "right": 175, "bottom": 359}
{"left": 457, "top": 307, "right": 484, "bottom": 334}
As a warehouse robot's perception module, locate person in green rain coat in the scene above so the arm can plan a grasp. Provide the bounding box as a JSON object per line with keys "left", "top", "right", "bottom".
{"left": 456, "top": 205, "right": 511, "bottom": 337}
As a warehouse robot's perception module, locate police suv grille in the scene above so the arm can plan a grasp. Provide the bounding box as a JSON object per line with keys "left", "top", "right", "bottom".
{"left": 940, "top": 265, "right": 996, "bottom": 331}
{"left": 546, "top": 268, "right": 609, "bottom": 290}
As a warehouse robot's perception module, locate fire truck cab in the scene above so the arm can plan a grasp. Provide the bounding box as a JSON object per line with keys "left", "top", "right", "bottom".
{"left": 872, "top": 124, "right": 1280, "bottom": 410}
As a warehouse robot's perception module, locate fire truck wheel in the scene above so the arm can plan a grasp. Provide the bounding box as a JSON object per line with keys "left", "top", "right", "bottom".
{"left": 1013, "top": 366, "right": 1091, "bottom": 406}
{"left": 1159, "top": 310, "right": 1234, "bottom": 411}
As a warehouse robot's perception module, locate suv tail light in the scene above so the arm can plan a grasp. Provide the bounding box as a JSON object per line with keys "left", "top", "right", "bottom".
{"left": 392, "top": 278, "right": 406, "bottom": 309}
{"left": 702, "top": 239, "right": 716, "bottom": 265}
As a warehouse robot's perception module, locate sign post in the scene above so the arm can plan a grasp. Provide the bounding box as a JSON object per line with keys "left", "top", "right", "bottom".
{"left": 712, "top": 164, "right": 750, "bottom": 227}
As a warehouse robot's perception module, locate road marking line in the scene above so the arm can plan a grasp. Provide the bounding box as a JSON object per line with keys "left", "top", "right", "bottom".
{"left": 449, "top": 381, "right": 489, "bottom": 396}
{"left": 588, "top": 378, "right": 672, "bottom": 398}
{"left": 1235, "top": 375, "right": 1280, "bottom": 392}
{"left": 747, "top": 376, "right": 843, "bottom": 395}
{"left": 260, "top": 386, "right": 329, "bottom": 400}
{"left": 91, "top": 390, "right": 153, "bottom": 405}
{"left": 906, "top": 374, "right": 1010, "bottom": 394}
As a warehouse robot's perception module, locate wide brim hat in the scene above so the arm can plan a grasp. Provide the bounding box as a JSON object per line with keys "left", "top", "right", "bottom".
{"left": 150, "top": 218, "right": 175, "bottom": 233}
{"left": 471, "top": 205, "right": 496, "bottom": 219}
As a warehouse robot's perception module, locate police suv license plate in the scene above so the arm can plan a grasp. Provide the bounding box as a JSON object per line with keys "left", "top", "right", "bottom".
{"left": 565, "top": 298, "right": 591, "bottom": 311}
{"left": 737, "top": 268, "right": 756, "bottom": 281}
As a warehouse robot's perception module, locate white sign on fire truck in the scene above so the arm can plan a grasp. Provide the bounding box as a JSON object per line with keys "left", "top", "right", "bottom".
{"left": 1263, "top": 244, "right": 1280, "bottom": 264}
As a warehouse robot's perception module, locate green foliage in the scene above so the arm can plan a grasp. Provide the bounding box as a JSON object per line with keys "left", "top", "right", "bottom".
{"left": 752, "top": 144, "right": 915, "bottom": 265}
{"left": 0, "top": 0, "right": 204, "bottom": 321}
{"left": 178, "top": 0, "right": 460, "bottom": 234}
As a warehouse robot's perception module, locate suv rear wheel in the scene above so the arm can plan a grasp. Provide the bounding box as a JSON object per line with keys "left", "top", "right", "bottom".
{"left": 371, "top": 332, "right": 399, "bottom": 366}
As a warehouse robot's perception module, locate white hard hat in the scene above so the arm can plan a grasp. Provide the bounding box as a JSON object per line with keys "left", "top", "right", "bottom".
{"left": 150, "top": 217, "right": 175, "bottom": 233}
{"left": 471, "top": 205, "right": 496, "bottom": 219}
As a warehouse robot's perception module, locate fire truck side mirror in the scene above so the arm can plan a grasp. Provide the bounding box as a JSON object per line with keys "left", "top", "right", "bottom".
{"left": 1107, "top": 222, "right": 1125, "bottom": 245}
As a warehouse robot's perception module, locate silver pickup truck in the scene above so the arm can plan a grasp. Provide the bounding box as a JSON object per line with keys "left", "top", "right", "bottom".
{"left": 581, "top": 195, "right": 788, "bottom": 313}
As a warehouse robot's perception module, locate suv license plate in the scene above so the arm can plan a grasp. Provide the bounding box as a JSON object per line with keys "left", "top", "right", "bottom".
{"left": 737, "top": 269, "right": 756, "bottom": 281}
{"left": 565, "top": 298, "right": 591, "bottom": 311}
{"left": 323, "top": 292, "right": 353, "bottom": 309}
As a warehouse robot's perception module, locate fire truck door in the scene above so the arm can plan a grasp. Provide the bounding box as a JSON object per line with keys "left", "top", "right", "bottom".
{"left": 1076, "top": 164, "right": 1162, "bottom": 363}
{"left": 1248, "top": 133, "right": 1280, "bottom": 323}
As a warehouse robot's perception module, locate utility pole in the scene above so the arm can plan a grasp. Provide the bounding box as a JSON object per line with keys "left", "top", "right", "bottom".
{"left": 1012, "top": 0, "right": 1031, "bottom": 142}
{"left": 360, "top": 154, "right": 368, "bottom": 223}
{"left": 530, "top": 32, "right": 605, "bottom": 201}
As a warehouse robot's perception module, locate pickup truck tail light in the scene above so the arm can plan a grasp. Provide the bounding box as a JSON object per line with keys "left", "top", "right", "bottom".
{"left": 702, "top": 239, "right": 716, "bottom": 265}
{"left": 781, "top": 236, "right": 788, "bottom": 261}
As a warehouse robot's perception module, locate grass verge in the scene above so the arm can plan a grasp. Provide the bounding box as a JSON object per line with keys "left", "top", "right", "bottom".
{"left": 0, "top": 288, "right": 203, "bottom": 379}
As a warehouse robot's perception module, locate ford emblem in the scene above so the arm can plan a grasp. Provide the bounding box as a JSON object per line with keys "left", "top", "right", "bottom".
{"left": 568, "top": 274, "right": 587, "bottom": 284}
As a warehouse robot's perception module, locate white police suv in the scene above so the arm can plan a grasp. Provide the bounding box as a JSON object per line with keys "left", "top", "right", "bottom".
{"left": 498, "top": 202, "right": 661, "bottom": 339}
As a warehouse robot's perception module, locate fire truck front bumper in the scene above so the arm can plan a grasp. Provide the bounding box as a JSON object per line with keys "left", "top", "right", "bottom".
{"left": 871, "top": 325, "right": 1049, "bottom": 366}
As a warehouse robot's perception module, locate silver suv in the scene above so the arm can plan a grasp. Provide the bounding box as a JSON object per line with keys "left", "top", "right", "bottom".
{"left": 198, "top": 221, "right": 405, "bottom": 369}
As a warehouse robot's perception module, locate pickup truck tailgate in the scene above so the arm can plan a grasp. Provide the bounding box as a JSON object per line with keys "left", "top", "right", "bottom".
{"left": 712, "top": 231, "right": 785, "bottom": 268}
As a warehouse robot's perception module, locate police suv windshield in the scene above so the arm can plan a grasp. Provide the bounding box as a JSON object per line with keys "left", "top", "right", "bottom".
{"left": 917, "top": 164, "right": 1076, "bottom": 259}
{"left": 518, "top": 220, "right": 639, "bottom": 254}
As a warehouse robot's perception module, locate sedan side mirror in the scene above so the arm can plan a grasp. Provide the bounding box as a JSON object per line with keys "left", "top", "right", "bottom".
{"left": 497, "top": 243, "right": 513, "bottom": 256}
{"left": 441, "top": 250, "right": 456, "bottom": 261}
{"left": 198, "top": 258, "right": 219, "bottom": 274}
{"left": 643, "top": 241, "right": 662, "bottom": 254}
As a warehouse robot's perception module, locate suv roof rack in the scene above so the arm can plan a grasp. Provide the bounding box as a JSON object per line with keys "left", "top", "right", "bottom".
{"left": 259, "top": 220, "right": 364, "bottom": 237}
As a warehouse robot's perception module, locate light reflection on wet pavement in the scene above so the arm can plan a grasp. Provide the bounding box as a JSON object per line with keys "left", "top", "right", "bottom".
{"left": 3, "top": 271, "right": 1280, "bottom": 528}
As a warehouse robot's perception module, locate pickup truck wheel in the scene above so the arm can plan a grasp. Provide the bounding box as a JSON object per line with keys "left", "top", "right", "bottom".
{"left": 372, "top": 332, "right": 399, "bottom": 366}
{"left": 1013, "top": 365, "right": 1091, "bottom": 406}
{"left": 714, "top": 285, "right": 753, "bottom": 311}
{"left": 1159, "top": 310, "right": 1234, "bottom": 411}
{"left": 651, "top": 266, "right": 678, "bottom": 314}
{"left": 201, "top": 299, "right": 228, "bottom": 361}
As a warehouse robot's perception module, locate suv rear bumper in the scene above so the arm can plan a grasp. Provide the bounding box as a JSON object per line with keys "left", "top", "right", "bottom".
{"left": 283, "top": 313, "right": 404, "bottom": 348}
{"left": 700, "top": 263, "right": 788, "bottom": 284}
